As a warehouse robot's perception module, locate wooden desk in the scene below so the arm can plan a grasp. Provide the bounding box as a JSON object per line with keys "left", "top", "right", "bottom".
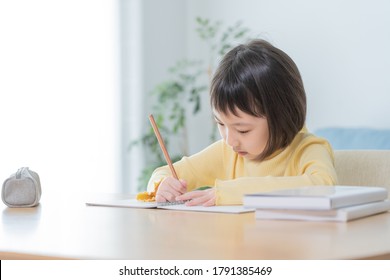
{"left": 1, "top": 191, "right": 390, "bottom": 260}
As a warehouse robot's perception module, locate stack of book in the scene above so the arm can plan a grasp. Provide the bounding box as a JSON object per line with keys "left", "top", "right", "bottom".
{"left": 243, "top": 186, "right": 390, "bottom": 222}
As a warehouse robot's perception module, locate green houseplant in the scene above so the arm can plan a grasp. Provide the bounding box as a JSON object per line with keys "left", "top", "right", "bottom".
{"left": 131, "top": 17, "right": 250, "bottom": 190}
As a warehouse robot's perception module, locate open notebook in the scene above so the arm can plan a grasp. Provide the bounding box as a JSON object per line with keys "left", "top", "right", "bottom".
{"left": 86, "top": 199, "right": 254, "bottom": 214}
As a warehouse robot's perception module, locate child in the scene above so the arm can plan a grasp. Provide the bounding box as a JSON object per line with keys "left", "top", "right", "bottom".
{"left": 147, "top": 39, "right": 338, "bottom": 206}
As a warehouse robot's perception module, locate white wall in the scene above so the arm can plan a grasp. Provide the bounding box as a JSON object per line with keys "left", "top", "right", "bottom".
{"left": 116, "top": 0, "right": 188, "bottom": 192}
{"left": 0, "top": 0, "right": 121, "bottom": 195}
{"left": 141, "top": 0, "right": 188, "bottom": 158}
{"left": 183, "top": 0, "right": 390, "bottom": 153}
{"left": 120, "top": 0, "right": 145, "bottom": 193}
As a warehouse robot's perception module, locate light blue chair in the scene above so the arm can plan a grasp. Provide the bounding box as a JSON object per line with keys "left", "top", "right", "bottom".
{"left": 314, "top": 127, "right": 390, "bottom": 150}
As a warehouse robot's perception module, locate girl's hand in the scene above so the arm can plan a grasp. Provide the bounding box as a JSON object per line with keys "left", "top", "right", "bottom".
{"left": 155, "top": 177, "right": 187, "bottom": 203}
{"left": 176, "top": 187, "right": 216, "bottom": 206}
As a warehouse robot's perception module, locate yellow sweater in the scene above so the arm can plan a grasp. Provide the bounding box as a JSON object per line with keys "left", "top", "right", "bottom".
{"left": 147, "top": 129, "right": 338, "bottom": 205}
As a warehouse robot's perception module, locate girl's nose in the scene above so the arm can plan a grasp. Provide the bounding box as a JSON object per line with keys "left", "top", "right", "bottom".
{"left": 225, "top": 131, "right": 238, "bottom": 147}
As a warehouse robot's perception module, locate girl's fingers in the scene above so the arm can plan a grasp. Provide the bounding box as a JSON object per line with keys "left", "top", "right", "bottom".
{"left": 176, "top": 190, "right": 199, "bottom": 201}
{"left": 179, "top": 188, "right": 216, "bottom": 206}
{"left": 156, "top": 177, "right": 187, "bottom": 202}
{"left": 162, "top": 177, "right": 187, "bottom": 193}
{"left": 202, "top": 196, "right": 216, "bottom": 207}
{"left": 156, "top": 189, "right": 182, "bottom": 202}
{"left": 184, "top": 196, "right": 204, "bottom": 206}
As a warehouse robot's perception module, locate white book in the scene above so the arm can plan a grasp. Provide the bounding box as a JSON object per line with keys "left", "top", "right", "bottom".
{"left": 255, "top": 200, "right": 390, "bottom": 222}
{"left": 243, "top": 186, "right": 388, "bottom": 210}
{"left": 86, "top": 199, "right": 254, "bottom": 214}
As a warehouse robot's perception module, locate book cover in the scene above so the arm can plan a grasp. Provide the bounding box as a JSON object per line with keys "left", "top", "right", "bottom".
{"left": 254, "top": 200, "right": 390, "bottom": 222}
{"left": 243, "top": 186, "right": 388, "bottom": 210}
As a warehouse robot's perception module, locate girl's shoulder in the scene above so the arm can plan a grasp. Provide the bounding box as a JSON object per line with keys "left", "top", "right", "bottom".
{"left": 292, "top": 128, "right": 334, "bottom": 153}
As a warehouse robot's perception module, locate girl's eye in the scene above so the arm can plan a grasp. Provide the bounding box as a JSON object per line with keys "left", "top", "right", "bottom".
{"left": 238, "top": 130, "right": 250, "bottom": 134}
{"left": 216, "top": 122, "right": 224, "bottom": 126}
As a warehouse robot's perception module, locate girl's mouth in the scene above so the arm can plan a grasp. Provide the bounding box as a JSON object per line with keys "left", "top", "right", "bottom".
{"left": 236, "top": 151, "right": 248, "bottom": 156}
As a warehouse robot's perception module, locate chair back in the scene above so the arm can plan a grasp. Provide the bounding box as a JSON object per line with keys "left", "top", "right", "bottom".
{"left": 334, "top": 150, "right": 390, "bottom": 198}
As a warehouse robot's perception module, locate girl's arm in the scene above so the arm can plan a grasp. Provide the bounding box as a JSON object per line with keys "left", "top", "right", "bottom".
{"left": 215, "top": 142, "right": 338, "bottom": 205}
{"left": 147, "top": 140, "right": 226, "bottom": 192}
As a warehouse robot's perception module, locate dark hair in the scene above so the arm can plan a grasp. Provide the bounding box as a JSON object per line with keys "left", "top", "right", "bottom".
{"left": 210, "top": 39, "right": 307, "bottom": 160}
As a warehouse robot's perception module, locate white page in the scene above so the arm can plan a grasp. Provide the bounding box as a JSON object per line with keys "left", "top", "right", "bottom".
{"left": 86, "top": 198, "right": 254, "bottom": 213}
{"left": 86, "top": 199, "right": 157, "bottom": 209}
{"left": 158, "top": 204, "right": 255, "bottom": 213}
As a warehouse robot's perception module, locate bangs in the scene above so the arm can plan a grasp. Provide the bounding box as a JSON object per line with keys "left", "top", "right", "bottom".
{"left": 210, "top": 68, "right": 265, "bottom": 117}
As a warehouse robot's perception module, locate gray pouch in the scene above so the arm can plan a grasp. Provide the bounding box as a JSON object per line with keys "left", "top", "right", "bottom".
{"left": 2, "top": 167, "right": 42, "bottom": 207}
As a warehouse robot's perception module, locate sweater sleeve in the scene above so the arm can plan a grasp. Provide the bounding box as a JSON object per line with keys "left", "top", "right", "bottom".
{"left": 215, "top": 139, "right": 338, "bottom": 205}
{"left": 147, "top": 140, "right": 227, "bottom": 192}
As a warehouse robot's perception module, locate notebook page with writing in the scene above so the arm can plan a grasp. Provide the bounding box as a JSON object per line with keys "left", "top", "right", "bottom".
{"left": 86, "top": 199, "right": 157, "bottom": 209}
{"left": 86, "top": 198, "right": 254, "bottom": 214}
{"left": 158, "top": 204, "right": 255, "bottom": 214}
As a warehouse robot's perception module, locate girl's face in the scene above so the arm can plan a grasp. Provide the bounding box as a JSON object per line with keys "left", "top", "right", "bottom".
{"left": 213, "top": 108, "right": 269, "bottom": 160}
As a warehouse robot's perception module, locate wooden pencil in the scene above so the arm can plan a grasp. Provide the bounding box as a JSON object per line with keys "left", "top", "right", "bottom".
{"left": 148, "top": 114, "right": 179, "bottom": 179}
